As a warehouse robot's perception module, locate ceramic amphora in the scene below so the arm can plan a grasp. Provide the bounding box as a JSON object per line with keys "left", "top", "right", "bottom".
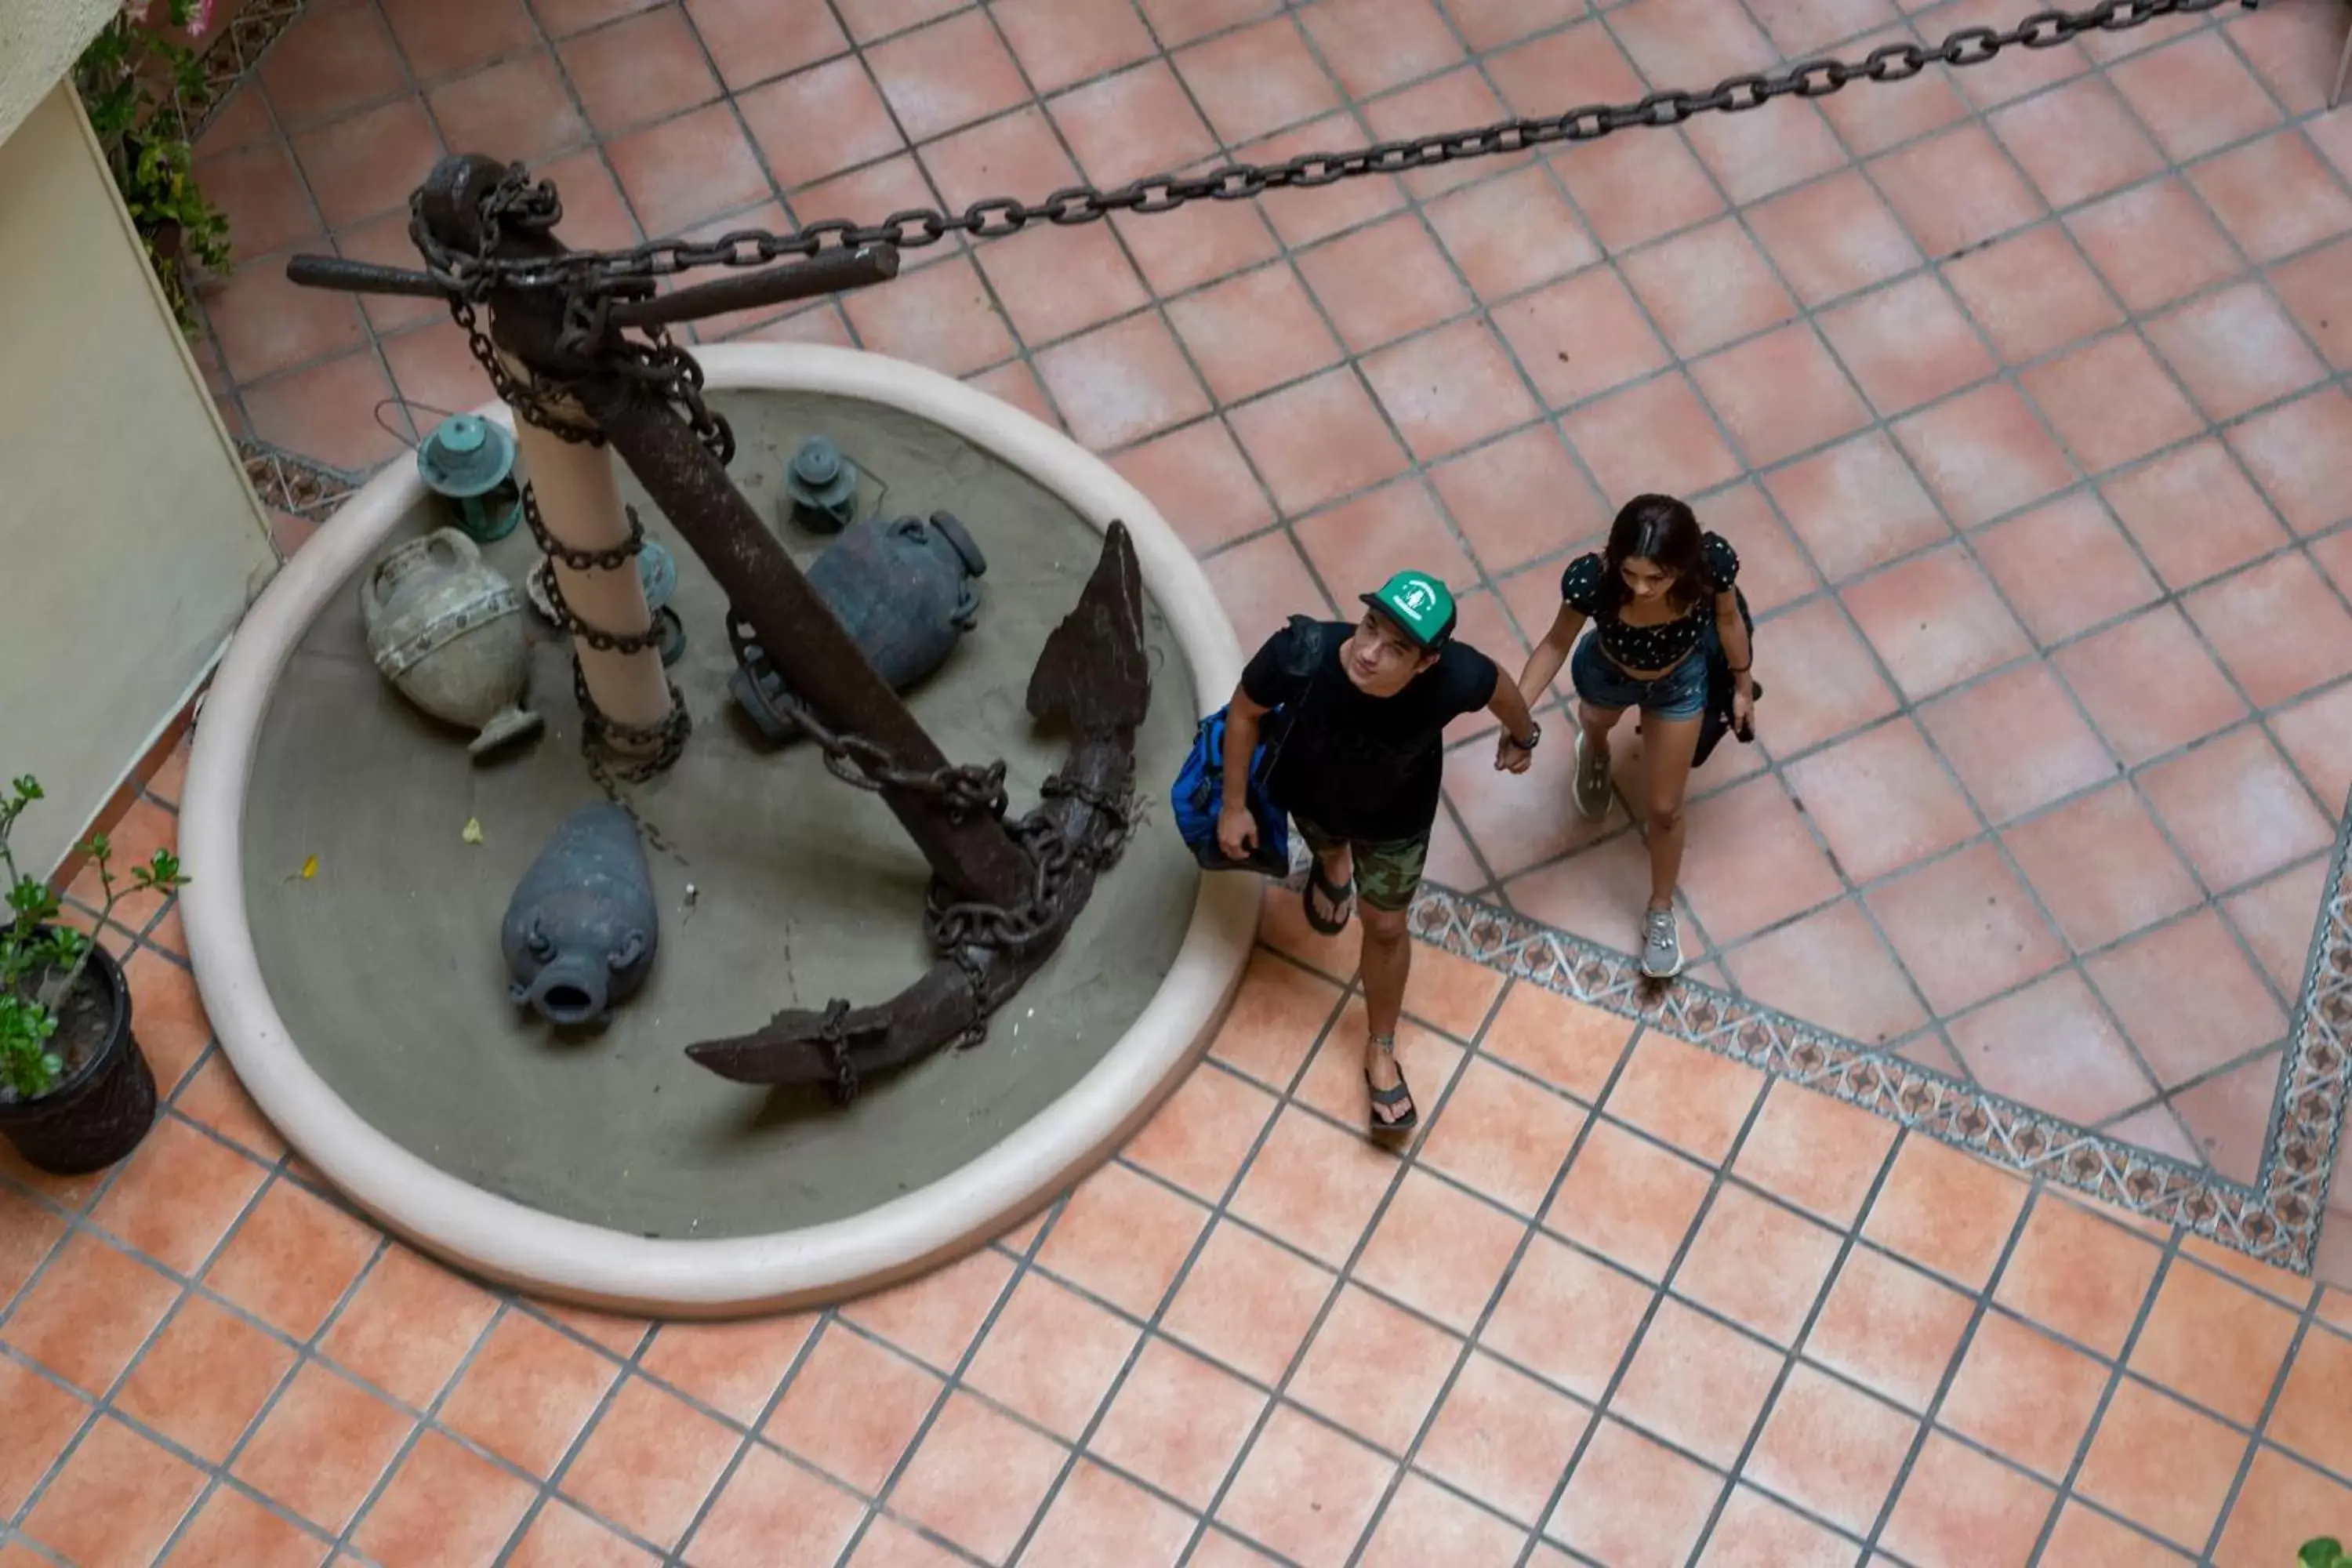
{"left": 360, "top": 528, "right": 543, "bottom": 757}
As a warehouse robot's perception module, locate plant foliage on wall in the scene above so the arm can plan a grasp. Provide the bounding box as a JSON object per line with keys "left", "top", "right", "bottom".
{"left": 73, "top": 1, "right": 230, "bottom": 334}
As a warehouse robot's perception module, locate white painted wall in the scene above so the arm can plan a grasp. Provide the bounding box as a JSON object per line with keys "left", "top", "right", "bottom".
{"left": 0, "top": 0, "right": 115, "bottom": 150}
{"left": 0, "top": 83, "right": 279, "bottom": 872}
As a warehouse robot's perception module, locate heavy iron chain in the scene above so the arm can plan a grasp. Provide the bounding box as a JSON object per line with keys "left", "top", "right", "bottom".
{"left": 413, "top": 0, "right": 2252, "bottom": 307}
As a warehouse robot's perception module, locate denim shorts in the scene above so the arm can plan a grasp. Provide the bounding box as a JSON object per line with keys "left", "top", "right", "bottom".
{"left": 1570, "top": 631, "right": 1708, "bottom": 720}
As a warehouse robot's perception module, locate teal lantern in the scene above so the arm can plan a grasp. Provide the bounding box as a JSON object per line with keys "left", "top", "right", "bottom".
{"left": 417, "top": 414, "right": 521, "bottom": 544}
{"left": 782, "top": 435, "right": 860, "bottom": 533}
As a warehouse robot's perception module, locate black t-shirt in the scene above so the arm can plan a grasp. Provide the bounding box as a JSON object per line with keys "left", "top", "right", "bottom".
{"left": 1240, "top": 619, "right": 1500, "bottom": 843}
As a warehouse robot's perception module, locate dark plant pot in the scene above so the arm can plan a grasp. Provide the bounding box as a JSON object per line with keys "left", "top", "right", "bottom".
{"left": 0, "top": 940, "right": 157, "bottom": 1175}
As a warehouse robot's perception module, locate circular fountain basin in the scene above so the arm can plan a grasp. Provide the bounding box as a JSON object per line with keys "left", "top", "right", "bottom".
{"left": 181, "top": 344, "right": 1257, "bottom": 1316}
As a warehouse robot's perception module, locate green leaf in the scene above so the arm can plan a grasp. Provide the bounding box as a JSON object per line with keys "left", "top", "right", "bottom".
{"left": 2303, "top": 1540, "right": 2347, "bottom": 1568}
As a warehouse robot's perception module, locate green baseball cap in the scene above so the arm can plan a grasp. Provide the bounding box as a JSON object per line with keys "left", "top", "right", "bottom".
{"left": 1360, "top": 569, "right": 1457, "bottom": 650}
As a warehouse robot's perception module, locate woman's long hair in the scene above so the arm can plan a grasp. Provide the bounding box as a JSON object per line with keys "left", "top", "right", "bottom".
{"left": 1596, "top": 494, "right": 1705, "bottom": 616}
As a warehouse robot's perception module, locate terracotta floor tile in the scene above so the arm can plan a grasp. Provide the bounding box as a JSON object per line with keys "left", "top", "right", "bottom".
{"left": 2076, "top": 1377, "right": 2249, "bottom": 1551}
{"left": 316, "top": 1246, "right": 496, "bottom": 1410}
{"left": 1490, "top": 267, "right": 1670, "bottom": 414}
{"left": 1744, "top": 173, "right": 1918, "bottom": 314}
{"left": 1218, "top": 1403, "right": 1396, "bottom": 1568}
{"left": 961, "top": 1272, "right": 1139, "bottom": 1441}
{"left": 1763, "top": 432, "right": 1948, "bottom": 587}
{"left": 1730, "top": 1080, "right": 1899, "bottom": 1230}
{"left": 684, "top": 1443, "right": 863, "bottom": 1567}
{"left": 1044, "top": 62, "right": 1210, "bottom": 191}
{"left": 1293, "top": 478, "right": 1476, "bottom": 619}
{"left": 1087, "top": 1336, "right": 1265, "bottom": 1508}
{"left": 887, "top": 1388, "right": 1067, "bottom": 1562}
{"left": 1167, "top": 15, "right": 1336, "bottom": 145}
{"left": 1163, "top": 263, "right": 1338, "bottom": 406}
{"left": 2040, "top": 1499, "right": 2189, "bottom": 1564}
{"left": 2144, "top": 724, "right": 2336, "bottom": 891}
{"left": 2219, "top": 1446, "right": 2352, "bottom": 1566}
{"left": 1033, "top": 313, "right": 1210, "bottom": 453}
{"left": 2057, "top": 606, "right": 2251, "bottom": 768}
{"left": 1737, "top": 602, "right": 1901, "bottom": 761}
{"left": 1802, "top": 1244, "right": 1973, "bottom": 1414}
{"left": 1677, "top": 774, "right": 1846, "bottom": 944}
{"left": 1875, "top": 124, "right": 2046, "bottom": 260}
{"left": 114, "top": 1294, "right": 295, "bottom": 1464}
{"left": 1351, "top": 1167, "right": 1516, "bottom": 1332}
{"left": 2022, "top": 333, "right": 2208, "bottom": 479}
{"left": 1720, "top": 898, "right": 1928, "bottom": 1047}
{"left": 256, "top": 0, "right": 409, "bottom": 131}
{"left": 1018, "top": 1458, "right": 1193, "bottom": 1567}
{"left": 1866, "top": 841, "right": 2066, "bottom": 1015}
{"left": 1602, "top": 1033, "right": 1766, "bottom": 1167}
{"left": 1120, "top": 1063, "right": 1278, "bottom": 1206}
{"left": 2229, "top": 388, "right": 2352, "bottom": 537}
{"left": 1354, "top": 1471, "right": 1521, "bottom": 1567}
{"left": 984, "top": 0, "right": 1148, "bottom": 93}
{"left": 231, "top": 1362, "right": 413, "bottom": 1531}
{"left": 2223, "top": 855, "right": 2332, "bottom": 997}
{"left": 120, "top": 949, "right": 212, "bottom": 1099}
{"left": 1561, "top": 371, "right": 1748, "bottom": 509}
{"left": 1671, "top": 1185, "right": 1842, "bottom": 1347}
{"left": 1990, "top": 76, "right": 2166, "bottom": 211}
{"left": 1411, "top": 1351, "right": 1587, "bottom": 1525}
{"left": 19, "top": 1415, "right": 206, "bottom": 1568}
{"left": 1479, "top": 1232, "right": 1654, "bottom": 1402}
{"left": 1544, "top": 1417, "right": 1723, "bottom": 1568}
{"left": 1692, "top": 325, "right": 1873, "bottom": 470}
{"left": 1110, "top": 419, "right": 1276, "bottom": 557}
{"left": 1891, "top": 381, "right": 2078, "bottom": 530}
{"left": 2063, "top": 180, "right": 2239, "bottom": 321}
{"left": 87, "top": 1116, "right": 267, "bottom": 1276}
{"left": 2103, "top": 438, "right": 2293, "bottom": 593}
{"left": 1425, "top": 166, "right": 1598, "bottom": 303}
{"left": 1700, "top": 1483, "right": 1859, "bottom": 1565}
{"left": 1862, "top": 1134, "right": 2029, "bottom": 1291}
{"left": 2106, "top": 28, "right": 2278, "bottom": 157}
{"left": 1781, "top": 724, "right": 1972, "bottom": 891}
{"left": 1745, "top": 1363, "right": 1918, "bottom": 1536}
{"left": 2149, "top": 284, "right": 2328, "bottom": 427}
{"left": 1287, "top": 1283, "right": 1462, "bottom": 1454}
{"left": 1947, "top": 971, "right": 2161, "bottom": 1127}
{"left": 1943, "top": 223, "right": 2125, "bottom": 366}
{"left": 1541, "top": 1118, "right": 1711, "bottom": 1283}
{"left": 1846, "top": 543, "right": 2031, "bottom": 700}
{"left": 764, "top": 1324, "right": 942, "bottom": 1494}
{"left": 0, "top": 1186, "right": 66, "bottom": 1308}
{"left": 2193, "top": 554, "right": 2352, "bottom": 711}
{"left": 2122, "top": 1255, "right": 2300, "bottom": 1430}
{"left": 2176, "top": 1051, "right": 2288, "bottom": 1185}
{"left": 2, "top": 1232, "right": 180, "bottom": 1396}
{"left": 437, "top": 1312, "right": 620, "bottom": 1477}
{"left": 379, "top": 0, "right": 537, "bottom": 82}
{"left": 1229, "top": 1105, "right": 1402, "bottom": 1268}
{"left": 844, "top": 1514, "right": 969, "bottom": 1568}
{"left": 198, "top": 1180, "right": 376, "bottom": 1341}
{"left": 350, "top": 1428, "right": 535, "bottom": 1566}
{"left": 1880, "top": 1428, "right": 2056, "bottom": 1568}
{"left": 1363, "top": 319, "right": 1541, "bottom": 465}
{"left": 2189, "top": 129, "right": 2352, "bottom": 265}
{"left": 171, "top": 1062, "right": 282, "bottom": 1167}
{"left": 559, "top": 1376, "right": 739, "bottom": 1548}
{"left": 2262, "top": 1318, "right": 2352, "bottom": 1477}
{"left": 292, "top": 96, "right": 448, "bottom": 233}
{"left": 838, "top": 1247, "right": 1014, "bottom": 1374}
{"left": 1227, "top": 368, "right": 1412, "bottom": 515}
{"left": 1211, "top": 949, "right": 1347, "bottom": 1089}
{"left": 1224, "top": 112, "right": 1403, "bottom": 250}
{"left": 1207, "top": 535, "right": 1339, "bottom": 684}
{"left": 681, "top": 0, "right": 845, "bottom": 89}
{"left": 1614, "top": 221, "right": 1792, "bottom": 361}
{"left": 1825, "top": 276, "right": 2000, "bottom": 422}
{"left": 637, "top": 1313, "right": 816, "bottom": 1428}
{"left": 557, "top": 8, "right": 719, "bottom": 140}
{"left": 1610, "top": 1297, "right": 1782, "bottom": 1468}
{"left": 2274, "top": 236, "right": 2352, "bottom": 372}
{"left": 1939, "top": 1312, "right": 2110, "bottom": 1479}
{"left": 1416, "top": 1058, "right": 1584, "bottom": 1217}
{"left": 0, "top": 1356, "right": 89, "bottom": 1518}
{"left": 1545, "top": 114, "right": 1727, "bottom": 250}
{"left": 1974, "top": 493, "right": 2164, "bottom": 648}
{"left": 2088, "top": 910, "right": 2288, "bottom": 1087}
{"left": 2003, "top": 782, "right": 2201, "bottom": 953}
{"left": 1991, "top": 1195, "right": 2163, "bottom": 1359}
{"left": 165, "top": 1485, "right": 332, "bottom": 1567}
{"left": 1161, "top": 1218, "right": 1335, "bottom": 1384}
{"left": 1686, "top": 89, "right": 1849, "bottom": 205}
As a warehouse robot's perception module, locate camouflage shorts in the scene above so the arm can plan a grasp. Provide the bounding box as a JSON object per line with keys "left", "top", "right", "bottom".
{"left": 1293, "top": 816, "right": 1429, "bottom": 913}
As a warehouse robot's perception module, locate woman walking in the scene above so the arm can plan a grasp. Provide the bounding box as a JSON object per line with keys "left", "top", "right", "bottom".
{"left": 1515, "top": 495, "right": 1752, "bottom": 981}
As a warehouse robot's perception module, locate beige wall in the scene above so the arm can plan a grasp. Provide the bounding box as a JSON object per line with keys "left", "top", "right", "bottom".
{"left": 0, "top": 0, "right": 115, "bottom": 149}
{"left": 0, "top": 83, "right": 278, "bottom": 873}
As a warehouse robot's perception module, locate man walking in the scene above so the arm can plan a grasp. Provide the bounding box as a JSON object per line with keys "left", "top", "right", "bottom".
{"left": 1216, "top": 571, "right": 1541, "bottom": 1133}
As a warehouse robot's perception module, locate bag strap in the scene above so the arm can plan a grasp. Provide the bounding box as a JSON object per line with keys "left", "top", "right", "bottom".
{"left": 1258, "top": 615, "right": 1330, "bottom": 782}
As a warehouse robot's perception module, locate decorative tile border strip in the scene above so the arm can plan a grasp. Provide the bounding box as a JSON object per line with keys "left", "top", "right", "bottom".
{"left": 1406, "top": 825, "right": 2352, "bottom": 1273}
{"left": 172, "top": 0, "right": 308, "bottom": 144}
{"left": 237, "top": 437, "right": 361, "bottom": 523}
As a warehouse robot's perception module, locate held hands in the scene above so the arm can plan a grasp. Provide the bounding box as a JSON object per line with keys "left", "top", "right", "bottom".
{"left": 1494, "top": 732, "right": 1535, "bottom": 775}
{"left": 1215, "top": 802, "right": 1258, "bottom": 862}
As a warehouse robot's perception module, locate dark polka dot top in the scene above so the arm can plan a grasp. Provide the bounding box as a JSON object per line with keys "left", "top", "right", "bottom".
{"left": 1559, "top": 532, "right": 1740, "bottom": 670}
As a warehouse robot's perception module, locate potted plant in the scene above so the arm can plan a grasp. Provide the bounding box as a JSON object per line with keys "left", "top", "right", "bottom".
{"left": 73, "top": 1, "right": 229, "bottom": 334}
{"left": 2308, "top": 1541, "right": 2348, "bottom": 1567}
{"left": 0, "top": 775, "right": 185, "bottom": 1174}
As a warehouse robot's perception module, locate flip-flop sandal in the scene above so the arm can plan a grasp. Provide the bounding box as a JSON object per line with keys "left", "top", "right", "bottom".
{"left": 1365, "top": 1054, "right": 1417, "bottom": 1134}
{"left": 1304, "top": 859, "right": 1356, "bottom": 935}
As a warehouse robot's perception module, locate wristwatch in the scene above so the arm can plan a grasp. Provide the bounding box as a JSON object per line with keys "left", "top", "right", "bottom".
{"left": 1507, "top": 723, "right": 1541, "bottom": 753}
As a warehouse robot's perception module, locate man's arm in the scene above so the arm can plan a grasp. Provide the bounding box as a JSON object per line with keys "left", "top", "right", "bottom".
{"left": 1490, "top": 666, "right": 1538, "bottom": 745}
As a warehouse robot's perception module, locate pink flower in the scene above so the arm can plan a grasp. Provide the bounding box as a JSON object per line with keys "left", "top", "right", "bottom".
{"left": 189, "top": 0, "right": 212, "bottom": 35}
